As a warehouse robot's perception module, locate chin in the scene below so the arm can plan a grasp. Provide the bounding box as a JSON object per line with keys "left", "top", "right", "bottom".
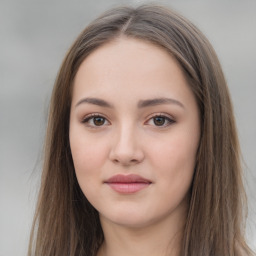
{"left": 100, "top": 208, "right": 171, "bottom": 230}
{"left": 100, "top": 209, "right": 153, "bottom": 229}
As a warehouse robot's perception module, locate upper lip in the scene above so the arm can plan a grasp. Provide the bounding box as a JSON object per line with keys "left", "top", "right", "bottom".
{"left": 105, "top": 174, "right": 152, "bottom": 184}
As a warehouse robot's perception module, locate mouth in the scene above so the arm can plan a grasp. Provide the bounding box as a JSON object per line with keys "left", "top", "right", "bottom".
{"left": 104, "top": 174, "right": 152, "bottom": 194}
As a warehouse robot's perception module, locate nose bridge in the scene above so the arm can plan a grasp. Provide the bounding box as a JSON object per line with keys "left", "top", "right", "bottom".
{"left": 109, "top": 120, "right": 144, "bottom": 165}
{"left": 117, "top": 122, "right": 136, "bottom": 150}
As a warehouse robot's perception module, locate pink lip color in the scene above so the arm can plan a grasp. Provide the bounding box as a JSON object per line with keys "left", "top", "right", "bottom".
{"left": 105, "top": 174, "right": 151, "bottom": 194}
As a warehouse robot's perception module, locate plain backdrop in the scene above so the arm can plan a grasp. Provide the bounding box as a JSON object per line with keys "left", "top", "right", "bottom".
{"left": 0, "top": 0, "right": 255, "bottom": 255}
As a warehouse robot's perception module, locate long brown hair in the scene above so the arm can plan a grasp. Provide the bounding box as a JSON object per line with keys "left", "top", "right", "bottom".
{"left": 28, "top": 4, "right": 254, "bottom": 256}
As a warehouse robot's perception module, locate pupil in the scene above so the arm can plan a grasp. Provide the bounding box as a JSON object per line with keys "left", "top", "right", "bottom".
{"left": 94, "top": 117, "right": 105, "bottom": 126}
{"left": 154, "top": 117, "right": 165, "bottom": 126}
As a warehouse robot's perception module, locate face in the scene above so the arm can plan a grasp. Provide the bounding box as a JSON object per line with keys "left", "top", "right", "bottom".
{"left": 69, "top": 37, "right": 201, "bottom": 229}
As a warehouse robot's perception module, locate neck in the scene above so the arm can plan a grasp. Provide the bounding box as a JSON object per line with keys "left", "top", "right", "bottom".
{"left": 97, "top": 208, "right": 186, "bottom": 256}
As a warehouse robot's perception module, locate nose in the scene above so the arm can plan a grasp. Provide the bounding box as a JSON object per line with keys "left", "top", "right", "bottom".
{"left": 109, "top": 124, "right": 145, "bottom": 166}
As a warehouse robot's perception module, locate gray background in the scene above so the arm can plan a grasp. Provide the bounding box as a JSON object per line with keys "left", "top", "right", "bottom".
{"left": 0, "top": 0, "right": 255, "bottom": 255}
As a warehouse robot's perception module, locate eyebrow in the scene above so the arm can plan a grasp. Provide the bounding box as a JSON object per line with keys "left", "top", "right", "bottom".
{"left": 138, "top": 97, "right": 184, "bottom": 109}
{"left": 75, "top": 97, "right": 184, "bottom": 109}
{"left": 75, "top": 97, "right": 113, "bottom": 108}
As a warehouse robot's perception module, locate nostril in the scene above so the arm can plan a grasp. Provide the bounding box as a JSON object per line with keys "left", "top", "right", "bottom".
{"left": 112, "top": 158, "right": 141, "bottom": 166}
{"left": 109, "top": 138, "right": 145, "bottom": 165}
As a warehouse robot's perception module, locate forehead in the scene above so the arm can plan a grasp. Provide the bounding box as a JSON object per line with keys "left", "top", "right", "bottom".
{"left": 75, "top": 37, "right": 180, "bottom": 77}
{"left": 72, "top": 37, "right": 194, "bottom": 107}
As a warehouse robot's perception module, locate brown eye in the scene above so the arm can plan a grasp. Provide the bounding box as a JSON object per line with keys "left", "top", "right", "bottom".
{"left": 145, "top": 114, "right": 175, "bottom": 128}
{"left": 153, "top": 116, "right": 166, "bottom": 126}
{"left": 93, "top": 117, "right": 105, "bottom": 126}
{"left": 82, "top": 114, "right": 109, "bottom": 127}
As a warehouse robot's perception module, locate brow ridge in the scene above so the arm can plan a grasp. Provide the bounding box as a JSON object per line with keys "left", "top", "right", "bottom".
{"left": 75, "top": 97, "right": 113, "bottom": 108}
{"left": 75, "top": 97, "right": 184, "bottom": 109}
{"left": 138, "top": 97, "right": 184, "bottom": 108}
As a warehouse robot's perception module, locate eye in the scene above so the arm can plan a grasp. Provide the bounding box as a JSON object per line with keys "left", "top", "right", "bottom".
{"left": 146, "top": 114, "right": 175, "bottom": 127}
{"left": 82, "top": 114, "right": 110, "bottom": 127}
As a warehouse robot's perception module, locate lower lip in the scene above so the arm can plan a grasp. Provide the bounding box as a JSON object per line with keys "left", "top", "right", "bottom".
{"left": 106, "top": 182, "right": 150, "bottom": 194}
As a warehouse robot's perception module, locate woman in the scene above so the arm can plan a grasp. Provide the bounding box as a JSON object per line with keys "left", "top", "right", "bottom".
{"left": 28, "top": 4, "right": 255, "bottom": 256}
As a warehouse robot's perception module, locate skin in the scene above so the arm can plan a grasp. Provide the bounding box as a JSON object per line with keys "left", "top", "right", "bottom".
{"left": 69, "top": 37, "right": 201, "bottom": 256}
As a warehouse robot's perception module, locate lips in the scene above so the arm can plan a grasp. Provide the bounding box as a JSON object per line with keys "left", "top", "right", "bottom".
{"left": 104, "top": 174, "right": 152, "bottom": 194}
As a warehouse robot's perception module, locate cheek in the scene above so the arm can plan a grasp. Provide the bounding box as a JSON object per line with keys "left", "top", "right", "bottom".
{"left": 69, "top": 132, "right": 109, "bottom": 181}
{"left": 151, "top": 134, "right": 198, "bottom": 173}
{"left": 69, "top": 134, "right": 110, "bottom": 204}
{"left": 149, "top": 128, "right": 199, "bottom": 195}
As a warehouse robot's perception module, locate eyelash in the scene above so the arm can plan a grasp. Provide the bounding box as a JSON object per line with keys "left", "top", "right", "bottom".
{"left": 81, "top": 113, "right": 175, "bottom": 128}
{"left": 81, "top": 113, "right": 110, "bottom": 127}
{"left": 145, "top": 113, "right": 175, "bottom": 127}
